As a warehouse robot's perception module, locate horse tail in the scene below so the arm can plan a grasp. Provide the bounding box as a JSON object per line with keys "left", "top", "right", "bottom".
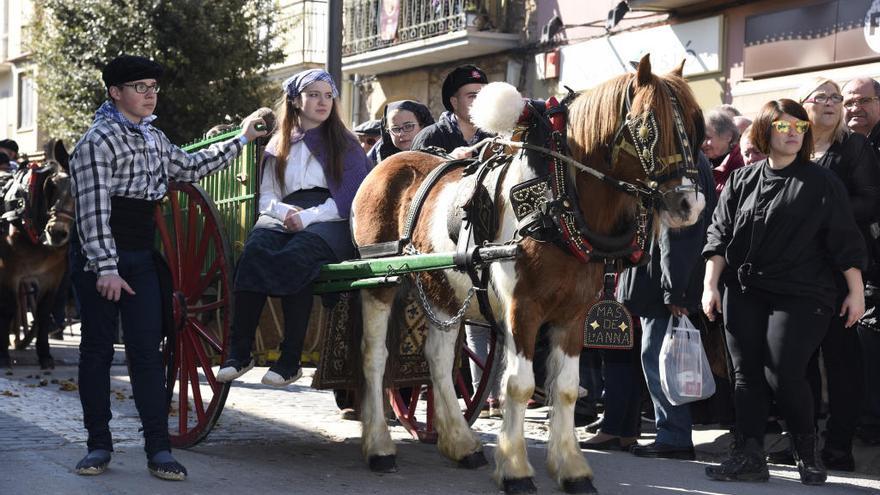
{"left": 387, "top": 275, "right": 414, "bottom": 348}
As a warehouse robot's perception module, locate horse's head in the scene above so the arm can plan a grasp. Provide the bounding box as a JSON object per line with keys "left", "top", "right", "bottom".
{"left": 568, "top": 54, "right": 706, "bottom": 230}
{"left": 38, "top": 139, "right": 74, "bottom": 247}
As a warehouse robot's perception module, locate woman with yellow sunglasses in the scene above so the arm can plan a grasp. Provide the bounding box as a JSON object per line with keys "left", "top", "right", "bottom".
{"left": 701, "top": 98, "right": 867, "bottom": 486}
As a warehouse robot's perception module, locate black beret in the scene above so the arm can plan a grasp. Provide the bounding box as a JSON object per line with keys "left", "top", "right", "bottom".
{"left": 353, "top": 119, "right": 382, "bottom": 136}
{"left": 441, "top": 65, "right": 488, "bottom": 112}
{"left": 0, "top": 139, "right": 18, "bottom": 153}
{"left": 102, "top": 55, "right": 163, "bottom": 88}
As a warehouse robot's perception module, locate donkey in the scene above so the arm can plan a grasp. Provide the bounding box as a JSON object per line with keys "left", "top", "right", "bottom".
{"left": 351, "top": 55, "right": 706, "bottom": 494}
{"left": 0, "top": 139, "right": 75, "bottom": 369}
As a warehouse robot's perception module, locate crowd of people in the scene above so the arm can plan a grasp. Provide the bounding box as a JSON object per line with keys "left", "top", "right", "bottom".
{"left": 14, "top": 51, "right": 873, "bottom": 485}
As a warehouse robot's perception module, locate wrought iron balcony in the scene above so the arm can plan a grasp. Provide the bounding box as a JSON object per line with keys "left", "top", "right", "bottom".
{"left": 342, "top": 0, "right": 519, "bottom": 74}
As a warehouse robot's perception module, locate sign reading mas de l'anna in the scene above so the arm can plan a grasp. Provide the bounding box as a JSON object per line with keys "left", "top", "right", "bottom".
{"left": 744, "top": 0, "right": 880, "bottom": 78}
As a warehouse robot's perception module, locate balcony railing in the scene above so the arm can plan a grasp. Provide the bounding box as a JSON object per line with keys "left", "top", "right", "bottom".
{"left": 279, "top": 0, "right": 327, "bottom": 68}
{"left": 343, "top": 0, "right": 480, "bottom": 57}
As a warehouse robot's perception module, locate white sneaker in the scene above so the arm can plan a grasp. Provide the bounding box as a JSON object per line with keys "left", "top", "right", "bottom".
{"left": 216, "top": 358, "right": 254, "bottom": 383}
{"left": 261, "top": 368, "right": 303, "bottom": 387}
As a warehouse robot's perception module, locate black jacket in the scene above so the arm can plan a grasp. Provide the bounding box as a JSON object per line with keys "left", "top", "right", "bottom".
{"left": 410, "top": 111, "right": 492, "bottom": 154}
{"left": 703, "top": 157, "right": 867, "bottom": 308}
{"left": 617, "top": 153, "right": 717, "bottom": 318}
{"left": 815, "top": 131, "right": 880, "bottom": 226}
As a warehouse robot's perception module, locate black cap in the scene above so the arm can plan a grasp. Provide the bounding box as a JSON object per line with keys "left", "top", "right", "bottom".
{"left": 102, "top": 55, "right": 163, "bottom": 88}
{"left": 441, "top": 65, "right": 488, "bottom": 112}
{"left": 353, "top": 119, "right": 382, "bottom": 136}
{"left": 0, "top": 139, "right": 18, "bottom": 153}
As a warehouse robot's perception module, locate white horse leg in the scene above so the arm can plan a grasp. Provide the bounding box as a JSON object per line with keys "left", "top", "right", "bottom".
{"left": 360, "top": 289, "right": 397, "bottom": 472}
{"left": 494, "top": 340, "right": 537, "bottom": 493}
{"left": 424, "top": 320, "right": 486, "bottom": 468}
{"left": 546, "top": 345, "right": 595, "bottom": 493}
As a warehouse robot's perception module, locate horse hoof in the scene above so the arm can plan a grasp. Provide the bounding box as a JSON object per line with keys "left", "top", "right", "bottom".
{"left": 39, "top": 357, "right": 55, "bottom": 370}
{"left": 457, "top": 451, "right": 488, "bottom": 469}
{"left": 502, "top": 477, "right": 537, "bottom": 494}
{"left": 563, "top": 477, "right": 598, "bottom": 494}
{"left": 368, "top": 454, "right": 397, "bottom": 473}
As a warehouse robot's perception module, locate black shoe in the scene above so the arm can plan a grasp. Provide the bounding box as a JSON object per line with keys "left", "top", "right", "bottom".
{"left": 631, "top": 442, "right": 696, "bottom": 460}
{"left": 216, "top": 357, "right": 254, "bottom": 383}
{"left": 766, "top": 447, "right": 795, "bottom": 465}
{"left": 821, "top": 448, "right": 855, "bottom": 472}
{"left": 705, "top": 437, "right": 769, "bottom": 482}
{"left": 579, "top": 436, "right": 634, "bottom": 451}
{"left": 147, "top": 451, "right": 187, "bottom": 481}
{"left": 75, "top": 449, "right": 111, "bottom": 475}
{"left": 792, "top": 434, "right": 826, "bottom": 485}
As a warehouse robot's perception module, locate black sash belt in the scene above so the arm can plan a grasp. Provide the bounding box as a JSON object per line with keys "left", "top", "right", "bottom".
{"left": 110, "top": 196, "right": 157, "bottom": 250}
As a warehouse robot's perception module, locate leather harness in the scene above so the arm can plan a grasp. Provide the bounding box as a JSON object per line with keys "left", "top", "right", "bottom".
{"left": 358, "top": 81, "right": 700, "bottom": 328}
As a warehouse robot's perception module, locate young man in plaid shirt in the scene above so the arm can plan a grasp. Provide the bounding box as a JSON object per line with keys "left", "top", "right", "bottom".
{"left": 69, "top": 55, "right": 266, "bottom": 480}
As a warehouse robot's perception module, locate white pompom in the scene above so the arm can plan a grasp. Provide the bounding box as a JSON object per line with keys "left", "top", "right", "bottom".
{"left": 470, "top": 82, "right": 526, "bottom": 136}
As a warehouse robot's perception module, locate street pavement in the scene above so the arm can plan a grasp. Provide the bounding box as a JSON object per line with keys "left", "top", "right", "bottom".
{"left": 1, "top": 328, "right": 879, "bottom": 494}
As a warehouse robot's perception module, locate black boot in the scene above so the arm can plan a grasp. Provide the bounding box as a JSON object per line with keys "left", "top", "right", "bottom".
{"left": 705, "top": 437, "right": 770, "bottom": 482}
{"left": 792, "top": 434, "right": 826, "bottom": 485}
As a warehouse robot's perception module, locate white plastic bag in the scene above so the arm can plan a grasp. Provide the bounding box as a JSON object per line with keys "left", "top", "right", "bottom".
{"left": 659, "top": 315, "right": 716, "bottom": 405}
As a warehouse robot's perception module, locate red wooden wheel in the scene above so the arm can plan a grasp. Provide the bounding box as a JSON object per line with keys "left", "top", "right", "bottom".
{"left": 156, "top": 182, "right": 233, "bottom": 448}
{"left": 388, "top": 323, "right": 503, "bottom": 443}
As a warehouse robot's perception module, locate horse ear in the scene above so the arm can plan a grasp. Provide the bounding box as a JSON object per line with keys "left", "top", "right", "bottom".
{"left": 636, "top": 53, "right": 652, "bottom": 86}
{"left": 54, "top": 139, "right": 69, "bottom": 171}
{"left": 670, "top": 59, "right": 685, "bottom": 78}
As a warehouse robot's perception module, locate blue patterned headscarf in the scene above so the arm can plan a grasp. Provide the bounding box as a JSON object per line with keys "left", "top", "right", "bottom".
{"left": 283, "top": 69, "right": 339, "bottom": 100}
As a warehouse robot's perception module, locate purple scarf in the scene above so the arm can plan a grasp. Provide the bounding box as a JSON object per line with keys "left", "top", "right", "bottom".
{"left": 264, "top": 127, "right": 369, "bottom": 218}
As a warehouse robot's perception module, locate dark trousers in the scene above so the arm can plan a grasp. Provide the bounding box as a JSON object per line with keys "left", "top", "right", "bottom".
{"left": 598, "top": 345, "right": 642, "bottom": 438}
{"left": 230, "top": 289, "right": 313, "bottom": 373}
{"left": 807, "top": 314, "right": 863, "bottom": 451}
{"left": 71, "top": 248, "right": 170, "bottom": 457}
{"left": 860, "top": 325, "right": 880, "bottom": 423}
{"left": 723, "top": 285, "right": 831, "bottom": 443}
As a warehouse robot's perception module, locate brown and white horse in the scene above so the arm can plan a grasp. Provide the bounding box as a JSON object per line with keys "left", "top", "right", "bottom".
{"left": 0, "top": 139, "right": 75, "bottom": 369}
{"left": 351, "top": 56, "right": 705, "bottom": 494}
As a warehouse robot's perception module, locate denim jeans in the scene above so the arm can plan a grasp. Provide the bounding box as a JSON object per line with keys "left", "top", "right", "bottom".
{"left": 465, "top": 324, "right": 501, "bottom": 400}
{"left": 641, "top": 313, "right": 693, "bottom": 447}
{"left": 71, "top": 247, "right": 170, "bottom": 457}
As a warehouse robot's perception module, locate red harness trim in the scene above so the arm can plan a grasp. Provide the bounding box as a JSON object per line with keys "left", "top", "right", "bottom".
{"left": 21, "top": 163, "right": 42, "bottom": 244}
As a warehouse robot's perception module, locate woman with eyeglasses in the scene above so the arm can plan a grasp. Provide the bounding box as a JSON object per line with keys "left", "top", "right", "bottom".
{"left": 702, "top": 99, "right": 866, "bottom": 485}
{"left": 792, "top": 78, "right": 880, "bottom": 472}
{"left": 371, "top": 100, "right": 435, "bottom": 163}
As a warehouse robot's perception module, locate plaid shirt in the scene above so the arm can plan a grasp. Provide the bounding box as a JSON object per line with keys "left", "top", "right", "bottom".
{"left": 70, "top": 111, "right": 244, "bottom": 275}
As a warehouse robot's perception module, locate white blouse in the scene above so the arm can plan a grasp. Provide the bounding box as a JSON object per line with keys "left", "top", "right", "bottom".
{"left": 259, "top": 140, "right": 342, "bottom": 228}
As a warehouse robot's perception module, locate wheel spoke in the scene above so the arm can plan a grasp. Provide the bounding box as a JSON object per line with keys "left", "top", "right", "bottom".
{"left": 187, "top": 299, "right": 228, "bottom": 314}
{"left": 170, "top": 193, "right": 185, "bottom": 286}
{"left": 188, "top": 317, "right": 224, "bottom": 354}
{"left": 187, "top": 256, "right": 223, "bottom": 304}
{"left": 185, "top": 331, "right": 207, "bottom": 423}
{"left": 183, "top": 199, "right": 200, "bottom": 292}
{"left": 455, "top": 372, "right": 472, "bottom": 409}
{"left": 461, "top": 345, "right": 485, "bottom": 372}
{"left": 187, "top": 323, "right": 220, "bottom": 391}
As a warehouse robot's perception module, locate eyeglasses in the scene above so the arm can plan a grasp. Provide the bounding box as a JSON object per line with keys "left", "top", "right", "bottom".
{"left": 843, "top": 96, "right": 880, "bottom": 109}
{"left": 803, "top": 93, "right": 843, "bottom": 105}
{"left": 122, "top": 82, "right": 160, "bottom": 94}
{"left": 388, "top": 122, "right": 417, "bottom": 135}
{"left": 770, "top": 119, "right": 810, "bottom": 134}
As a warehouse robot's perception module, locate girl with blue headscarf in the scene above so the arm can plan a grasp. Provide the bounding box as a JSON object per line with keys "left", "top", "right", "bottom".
{"left": 217, "top": 69, "right": 370, "bottom": 386}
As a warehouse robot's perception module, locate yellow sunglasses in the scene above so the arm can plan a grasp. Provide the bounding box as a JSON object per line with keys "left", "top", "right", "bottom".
{"left": 771, "top": 119, "right": 810, "bottom": 134}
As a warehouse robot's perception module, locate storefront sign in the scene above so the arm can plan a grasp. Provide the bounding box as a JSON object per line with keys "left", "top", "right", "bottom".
{"left": 745, "top": 0, "right": 880, "bottom": 78}
{"left": 558, "top": 16, "right": 721, "bottom": 91}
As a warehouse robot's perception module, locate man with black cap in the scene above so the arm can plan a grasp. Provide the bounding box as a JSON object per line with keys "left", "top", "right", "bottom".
{"left": 411, "top": 64, "right": 492, "bottom": 157}
{"left": 69, "top": 54, "right": 267, "bottom": 481}
{"left": 353, "top": 118, "right": 381, "bottom": 156}
{"left": 0, "top": 139, "right": 20, "bottom": 171}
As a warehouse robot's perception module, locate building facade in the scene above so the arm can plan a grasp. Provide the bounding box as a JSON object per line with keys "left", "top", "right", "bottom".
{"left": 0, "top": 0, "right": 39, "bottom": 157}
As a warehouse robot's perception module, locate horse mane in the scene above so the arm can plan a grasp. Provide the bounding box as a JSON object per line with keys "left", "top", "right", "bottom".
{"left": 567, "top": 71, "right": 699, "bottom": 174}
